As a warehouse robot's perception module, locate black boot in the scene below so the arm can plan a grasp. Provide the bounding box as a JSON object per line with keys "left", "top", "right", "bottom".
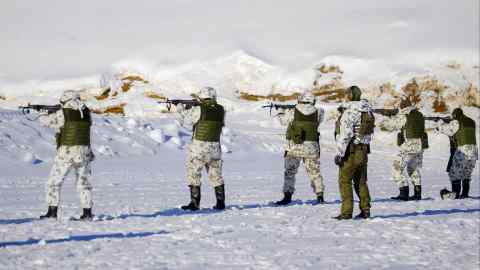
{"left": 333, "top": 214, "right": 352, "bottom": 220}
{"left": 316, "top": 192, "right": 325, "bottom": 204}
{"left": 79, "top": 208, "right": 93, "bottom": 220}
{"left": 40, "top": 206, "right": 58, "bottom": 219}
{"left": 354, "top": 210, "right": 371, "bottom": 219}
{"left": 451, "top": 180, "right": 461, "bottom": 199}
{"left": 275, "top": 192, "right": 292, "bottom": 205}
{"left": 213, "top": 185, "right": 225, "bottom": 210}
{"left": 460, "top": 179, "right": 470, "bottom": 199}
{"left": 391, "top": 186, "right": 409, "bottom": 201}
{"left": 181, "top": 185, "right": 201, "bottom": 211}
{"left": 409, "top": 185, "right": 422, "bottom": 201}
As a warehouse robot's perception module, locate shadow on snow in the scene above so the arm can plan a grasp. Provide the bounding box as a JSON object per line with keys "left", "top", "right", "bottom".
{"left": 0, "top": 230, "right": 169, "bottom": 248}
{"left": 373, "top": 208, "right": 480, "bottom": 219}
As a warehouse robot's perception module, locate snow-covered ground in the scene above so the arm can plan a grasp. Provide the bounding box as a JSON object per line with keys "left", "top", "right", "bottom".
{"left": 0, "top": 105, "right": 479, "bottom": 269}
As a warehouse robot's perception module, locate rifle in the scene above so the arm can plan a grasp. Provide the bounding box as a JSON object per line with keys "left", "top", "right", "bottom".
{"left": 424, "top": 116, "right": 453, "bottom": 123}
{"left": 262, "top": 102, "right": 296, "bottom": 115}
{"left": 372, "top": 108, "right": 399, "bottom": 117}
{"left": 19, "top": 104, "right": 62, "bottom": 115}
{"left": 158, "top": 99, "right": 201, "bottom": 111}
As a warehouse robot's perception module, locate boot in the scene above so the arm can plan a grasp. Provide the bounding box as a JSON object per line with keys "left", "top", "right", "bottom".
{"left": 460, "top": 179, "right": 470, "bottom": 199}
{"left": 213, "top": 185, "right": 225, "bottom": 210}
{"left": 275, "top": 192, "right": 292, "bottom": 205}
{"left": 354, "top": 210, "right": 370, "bottom": 219}
{"left": 409, "top": 185, "right": 422, "bottom": 201}
{"left": 391, "top": 186, "right": 409, "bottom": 201}
{"left": 451, "top": 180, "right": 461, "bottom": 199}
{"left": 79, "top": 208, "right": 93, "bottom": 220}
{"left": 181, "top": 185, "right": 201, "bottom": 211}
{"left": 40, "top": 206, "right": 58, "bottom": 219}
{"left": 316, "top": 192, "right": 324, "bottom": 204}
{"left": 333, "top": 214, "right": 352, "bottom": 220}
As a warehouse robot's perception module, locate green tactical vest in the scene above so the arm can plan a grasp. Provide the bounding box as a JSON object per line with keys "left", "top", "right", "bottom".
{"left": 193, "top": 100, "right": 225, "bottom": 142}
{"left": 58, "top": 108, "right": 91, "bottom": 147}
{"left": 405, "top": 109, "right": 425, "bottom": 139}
{"left": 286, "top": 108, "right": 319, "bottom": 144}
{"left": 454, "top": 115, "right": 476, "bottom": 146}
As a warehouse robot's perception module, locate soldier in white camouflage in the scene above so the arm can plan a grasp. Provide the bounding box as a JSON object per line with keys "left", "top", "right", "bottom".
{"left": 273, "top": 90, "right": 326, "bottom": 205}
{"left": 436, "top": 108, "right": 478, "bottom": 199}
{"left": 38, "top": 90, "right": 95, "bottom": 220}
{"left": 382, "top": 98, "right": 427, "bottom": 201}
{"left": 333, "top": 86, "right": 374, "bottom": 220}
{"left": 176, "top": 87, "right": 226, "bottom": 211}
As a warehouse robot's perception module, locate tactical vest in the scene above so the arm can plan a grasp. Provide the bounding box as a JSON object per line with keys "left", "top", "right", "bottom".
{"left": 405, "top": 109, "right": 425, "bottom": 139}
{"left": 358, "top": 111, "right": 375, "bottom": 136}
{"left": 454, "top": 115, "right": 476, "bottom": 146}
{"left": 58, "top": 108, "right": 91, "bottom": 147}
{"left": 193, "top": 100, "right": 225, "bottom": 142}
{"left": 286, "top": 108, "right": 319, "bottom": 144}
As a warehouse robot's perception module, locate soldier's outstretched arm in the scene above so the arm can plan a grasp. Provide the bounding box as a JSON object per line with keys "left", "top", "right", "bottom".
{"left": 436, "top": 120, "right": 459, "bottom": 137}
{"left": 382, "top": 114, "right": 406, "bottom": 131}
{"left": 275, "top": 108, "right": 294, "bottom": 126}
{"left": 177, "top": 105, "right": 201, "bottom": 128}
{"left": 39, "top": 110, "right": 64, "bottom": 130}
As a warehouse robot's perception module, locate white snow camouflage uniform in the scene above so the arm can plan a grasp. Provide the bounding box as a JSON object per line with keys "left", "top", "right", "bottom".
{"left": 382, "top": 106, "right": 423, "bottom": 187}
{"left": 437, "top": 120, "right": 478, "bottom": 181}
{"left": 177, "top": 104, "right": 224, "bottom": 187}
{"left": 39, "top": 101, "right": 94, "bottom": 209}
{"left": 276, "top": 104, "right": 325, "bottom": 194}
{"left": 335, "top": 100, "right": 373, "bottom": 158}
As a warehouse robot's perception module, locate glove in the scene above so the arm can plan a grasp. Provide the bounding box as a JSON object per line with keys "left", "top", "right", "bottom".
{"left": 88, "top": 149, "right": 95, "bottom": 162}
{"left": 334, "top": 155, "right": 344, "bottom": 166}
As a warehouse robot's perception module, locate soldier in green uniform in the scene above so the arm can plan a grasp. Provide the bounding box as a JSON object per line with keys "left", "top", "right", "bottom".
{"left": 334, "top": 86, "right": 374, "bottom": 220}
{"left": 176, "top": 87, "right": 226, "bottom": 211}
{"left": 437, "top": 108, "right": 478, "bottom": 199}
{"left": 38, "top": 90, "right": 95, "bottom": 220}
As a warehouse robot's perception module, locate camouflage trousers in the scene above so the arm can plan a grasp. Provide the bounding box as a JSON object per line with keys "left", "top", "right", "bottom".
{"left": 448, "top": 150, "right": 477, "bottom": 181}
{"left": 46, "top": 147, "right": 93, "bottom": 208}
{"left": 392, "top": 152, "right": 423, "bottom": 187}
{"left": 186, "top": 153, "right": 224, "bottom": 187}
{"left": 283, "top": 154, "right": 325, "bottom": 195}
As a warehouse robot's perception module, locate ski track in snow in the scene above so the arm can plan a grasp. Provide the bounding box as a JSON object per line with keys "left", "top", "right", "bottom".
{"left": 0, "top": 110, "right": 479, "bottom": 270}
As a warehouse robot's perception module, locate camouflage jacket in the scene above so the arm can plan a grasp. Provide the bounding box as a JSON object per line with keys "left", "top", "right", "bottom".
{"left": 382, "top": 106, "right": 423, "bottom": 155}
{"left": 177, "top": 104, "right": 222, "bottom": 159}
{"left": 335, "top": 100, "right": 373, "bottom": 157}
{"left": 438, "top": 120, "right": 478, "bottom": 160}
{"left": 276, "top": 104, "right": 324, "bottom": 158}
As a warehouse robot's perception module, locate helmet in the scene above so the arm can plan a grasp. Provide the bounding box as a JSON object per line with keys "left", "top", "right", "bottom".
{"left": 452, "top": 108, "right": 463, "bottom": 119}
{"left": 60, "top": 90, "right": 81, "bottom": 104}
{"left": 198, "top": 87, "right": 217, "bottom": 99}
{"left": 348, "top": 86, "right": 362, "bottom": 101}
{"left": 298, "top": 91, "right": 316, "bottom": 104}
{"left": 399, "top": 98, "right": 412, "bottom": 109}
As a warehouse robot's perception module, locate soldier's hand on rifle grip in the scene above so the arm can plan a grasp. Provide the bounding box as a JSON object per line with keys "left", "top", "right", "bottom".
{"left": 175, "top": 104, "right": 185, "bottom": 112}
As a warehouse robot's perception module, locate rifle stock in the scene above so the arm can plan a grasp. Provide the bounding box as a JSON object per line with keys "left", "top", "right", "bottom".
{"left": 262, "top": 103, "right": 296, "bottom": 115}
{"left": 372, "top": 108, "right": 399, "bottom": 117}
{"left": 158, "top": 99, "right": 201, "bottom": 111}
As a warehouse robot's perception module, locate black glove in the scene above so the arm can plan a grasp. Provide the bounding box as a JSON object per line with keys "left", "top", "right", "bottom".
{"left": 334, "top": 155, "right": 344, "bottom": 166}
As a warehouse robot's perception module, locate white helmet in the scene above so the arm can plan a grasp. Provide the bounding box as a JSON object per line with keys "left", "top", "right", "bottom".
{"left": 60, "top": 90, "right": 81, "bottom": 104}
{"left": 298, "top": 90, "right": 315, "bottom": 104}
{"left": 198, "top": 86, "right": 217, "bottom": 99}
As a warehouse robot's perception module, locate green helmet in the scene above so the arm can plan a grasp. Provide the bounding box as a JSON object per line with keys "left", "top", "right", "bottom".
{"left": 348, "top": 86, "right": 362, "bottom": 101}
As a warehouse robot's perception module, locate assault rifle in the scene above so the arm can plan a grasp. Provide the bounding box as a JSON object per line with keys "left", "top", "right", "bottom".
{"left": 372, "top": 108, "right": 399, "bottom": 117}
{"left": 19, "top": 104, "right": 62, "bottom": 115}
{"left": 262, "top": 103, "right": 296, "bottom": 115}
{"left": 424, "top": 116, "right": 453, "bottom": 123}
{"left": 158, "top": 99, "right": 201, "bottom": 111}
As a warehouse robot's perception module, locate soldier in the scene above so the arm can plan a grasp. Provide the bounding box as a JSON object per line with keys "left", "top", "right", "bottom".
{"left": 384, "top": 98, "right": 426, "bottom": 201}
{"left": 437, "top": 108, "right": 478, "bottom": 199}
{"left": 274, "top": 90, "right": 325, "bottom": 205}
{"left": 333, "top": 86, "right": 373, "bottom": 220}
{"left": 176, "top": 87, "right": 226, "bottom": 211}
{"left": 39, "top": 90, "right": 95, "bottom": 220}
